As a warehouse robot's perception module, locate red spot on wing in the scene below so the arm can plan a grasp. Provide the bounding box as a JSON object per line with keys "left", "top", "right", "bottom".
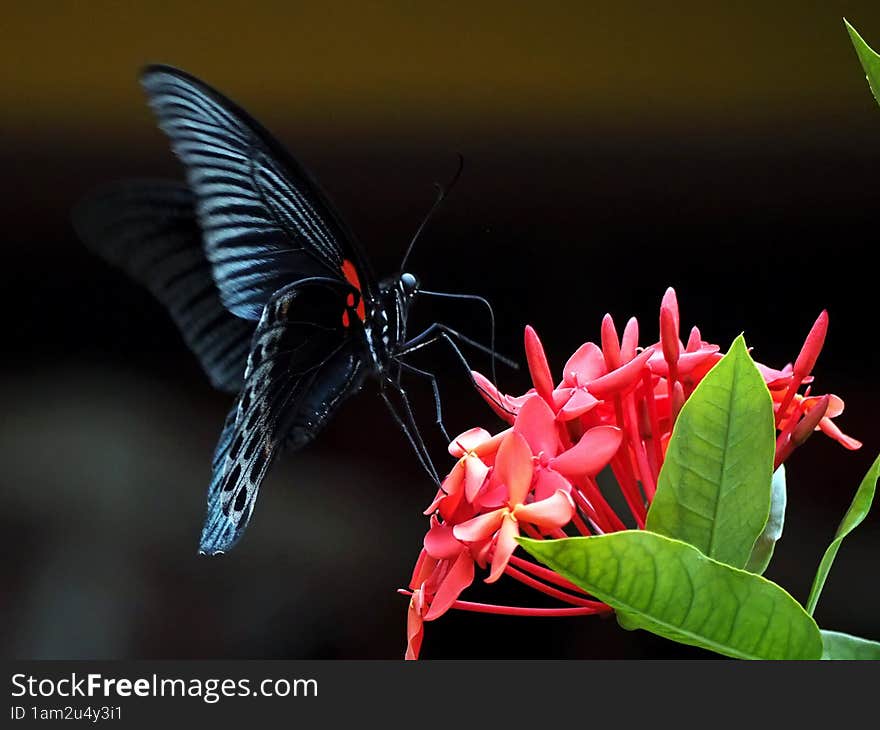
{"left": 341, "top": 259, "right": 367, "bottom": 324}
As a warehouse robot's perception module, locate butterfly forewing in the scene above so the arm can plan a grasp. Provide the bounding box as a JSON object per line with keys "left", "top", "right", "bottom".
{"left": 76, "top": 66, "right": 403, "bottom": 555}
{"left": 199, "top": 278, "right": 368, "bottom": 554}
{"left": 73, "top": 180, "right": 255, "bottom": 393}
{"left": 140, "top": 65, "right": 375, "bottom": 321}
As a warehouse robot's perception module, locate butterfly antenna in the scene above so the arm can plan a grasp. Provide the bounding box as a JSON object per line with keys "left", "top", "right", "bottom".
{"left": 399, "top": 154, "right": 464, "bottom": 274}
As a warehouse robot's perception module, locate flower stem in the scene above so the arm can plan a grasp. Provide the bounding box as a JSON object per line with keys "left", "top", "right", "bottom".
{"left": 447, "top": 600, "right": 610, "bottom": 617}
{"left": 623, "top": 394, "right": 657, "bottom": 500}
{"left": 508, "top": 554, "right": 589, "bottom": 594}
{"left": 610, "top": 454, "right": 646, "bottom": 527}
{"left": 580, "top": 478, "right": 627, "bottom": 532}
{"left": 395, "top": 588, "right": 610, "bottom": 617}
{"left": 641, "top": 370, "right": 664, "bottom": 480}
{"left": 504, "top": 565, "right": 601, "bottom": 607}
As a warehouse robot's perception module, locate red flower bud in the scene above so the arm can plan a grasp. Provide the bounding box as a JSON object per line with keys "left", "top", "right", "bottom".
{"left": 661, "top": 287, "right": 680, "bottom": 334}
{"left": 621, "top": 317, "right": 639, "bottom": 361}
{"left": 524, "top": 325, "right": 555, "bottom": 406}
{"left": 601, "top": 314, "right": 622, "bottom": 370}
{"left": 793, "top": 310, "right": 828, "bottom": 380}
{"left": 660, "top": 305, "right": 680, "bottom": 368}
{"left": 670, "top": 381, "right": 686, "bottom": 424}
{"left": 792, "top": 394, "right": 831, "bottom": 447}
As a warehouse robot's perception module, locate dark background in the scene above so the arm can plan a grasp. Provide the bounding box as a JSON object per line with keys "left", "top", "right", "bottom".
{"left": 1, "top": 1, "right": 878, "bottom": 659}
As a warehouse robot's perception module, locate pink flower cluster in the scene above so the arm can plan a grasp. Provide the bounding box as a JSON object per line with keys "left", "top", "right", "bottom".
{"left": 402, "top": 288, "right": 860, "bottom": 659}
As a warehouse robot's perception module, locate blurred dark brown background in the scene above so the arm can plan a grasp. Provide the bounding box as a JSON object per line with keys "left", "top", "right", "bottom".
{"left": 1, "top": 1, "right": 878, "bottom": 659}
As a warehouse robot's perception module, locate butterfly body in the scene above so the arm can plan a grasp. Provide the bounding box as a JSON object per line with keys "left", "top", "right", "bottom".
{"left": 74, "top": 65, "right": 451, "bottom": 556}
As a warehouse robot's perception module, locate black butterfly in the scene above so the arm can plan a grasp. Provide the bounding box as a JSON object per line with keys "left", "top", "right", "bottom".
{"left": 74, "top": 65, "right": 510, "bottom": 555}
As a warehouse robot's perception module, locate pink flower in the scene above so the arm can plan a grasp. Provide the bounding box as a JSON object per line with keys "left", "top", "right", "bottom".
{"left": 424, "top": 427, "right": 507, "bottom": 518}
{"left": 515, "top": 395, "right": 622, "bottom": 499}
{"left": 552, "top": 343, "right": 604, "bottom": 419}
{"left": 453, "top": 431, "right": 576, "bottom": 582}
{"left": 769, "top": 310, "right": 860, "bottom": 454}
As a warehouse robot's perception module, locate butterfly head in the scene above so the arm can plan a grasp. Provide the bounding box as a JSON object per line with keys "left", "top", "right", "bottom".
{"left": 399, "top": 272, "right": 419, "bottom": 299}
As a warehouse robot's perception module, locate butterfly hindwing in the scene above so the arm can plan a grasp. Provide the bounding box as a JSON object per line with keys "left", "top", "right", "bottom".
{"left": 72, "top": 180, "right": 255, "bottom": 393}
{"left": 199, "top": 278, "right": 368, "bottom": 554}
{"left": 140, "top": 65, "right": 375, "bottom": 321}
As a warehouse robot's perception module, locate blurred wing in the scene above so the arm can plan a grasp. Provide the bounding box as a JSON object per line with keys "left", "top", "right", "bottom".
{"left": 140, "top": 65, "right": 375, "bottom": 321}
{"left": 199, "top": 278, "right": 368, "bottom": 554}
{"left": 73, "top": 180, "right": 255, "bottom": 393}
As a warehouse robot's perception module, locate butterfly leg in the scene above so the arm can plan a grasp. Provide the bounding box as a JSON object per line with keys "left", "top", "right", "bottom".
{"left": 379, "top": 377, "right": 442, "bottom": 485}
{"left": 396, "top": 325, "right": 516, "bottom": 418}
{"left": 394, "top": 360, "right": 452, "bottom": 443}
{"left": 411, "top": 289, "right": 520, "bottom": 390}
{"left": 400, "top": 323, "right": 518, "bottom": 368}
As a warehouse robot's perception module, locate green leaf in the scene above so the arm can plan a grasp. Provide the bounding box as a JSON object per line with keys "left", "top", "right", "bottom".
{"left": 646, "top": 335, "right": 775, "bottom": 568}
{"left": 821, "top": 630, "right": 880, "bottom": 660}
{"left": 517, "top": 531, "right": 822, "bottom": 660}
{"left": 806, "top": 453, "right": 880, "bottom": 615}
{"left": 846, "top": 19, "right": 880, "bottom": 107}
{"left": 745, "top": 465, "right": 787, "bottom": 574}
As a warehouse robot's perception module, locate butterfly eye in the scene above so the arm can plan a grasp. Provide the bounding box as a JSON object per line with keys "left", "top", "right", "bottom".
{"left": 400, "top": 272, "right": 419, "bottom": 295}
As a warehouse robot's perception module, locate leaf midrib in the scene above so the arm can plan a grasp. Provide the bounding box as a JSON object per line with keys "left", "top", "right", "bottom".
{"left": 706, "top": 353, "right": 739, "bottom": 558}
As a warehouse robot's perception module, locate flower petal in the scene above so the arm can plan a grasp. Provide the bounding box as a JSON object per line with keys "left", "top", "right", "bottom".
{"left": 409, "top": 549, "right": 438, "bottom": 590}
{"left": 514, "top": 395, "right": 559, "bottom": 457}
{"left": 449, "top": 427, "right": 492, "bottom": 457}
{"left": 677, "top": 347, "right": 721, "bottom": 374}
{"left": 473, "top": 428, "right": 511, "bottom": 458}
{"left": 562, "top": 342, "right": 606, "bottom": 384}
{"left": 474, "top": 536, "right": 494, "bottom": 567}
{"left": 423, "top": 488, "right": 446, "bottom": 516}
{"left": 550, "top": 425, "right": 623, "bottom": 478}
{"left": 558, "top": 387, "right": 599, "bottom": 420}
{"left": 424, "top": 463, "right": 465, "bottom": 515}
{"left": 818, "top": 417, "right": 862, "bottom": 450}
{"left": 471, "top": 370, "right": 517, "bottom": 424}
{"left": 487, "top": 515, "right": 519, "bottom": 583}
{"left": 425, "top": 550, "right": 475, "bottom": 620}
{"left": 464, "top": 456, "right": 491, "bottom": 502}
{"left": 533, "top": 467, "right": 572, "bottom": 502}
{"left": 476, "top": 480, "right": 509, "bottom": 510}
{"left": 495, "top": 431, "right": 535, "bottom": 505}
{"left": 587, "top": 348, "right": 654, "bottom": 399}
{"left": 755, "top": 361, "right": 795, "bottom": 388}
{"left": 515, "top": 489, "right": 576, "bottom": 529}
{"left": 424, "top": 520, "right": 463, "bottom": 560}
{"left": 685, "top": 352, "right": 723, "bottom": 386}
{"left": 804, "top": 393, "right": 845, "bottom": 419}
{"left": 648, "top": 345, "right": 720, "bottom": 377}
{"left": 405, "top": 588, "right": 425, "bottom": 660}
{"left": 453, "top": 508, "right": 506, "bottom": 542}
